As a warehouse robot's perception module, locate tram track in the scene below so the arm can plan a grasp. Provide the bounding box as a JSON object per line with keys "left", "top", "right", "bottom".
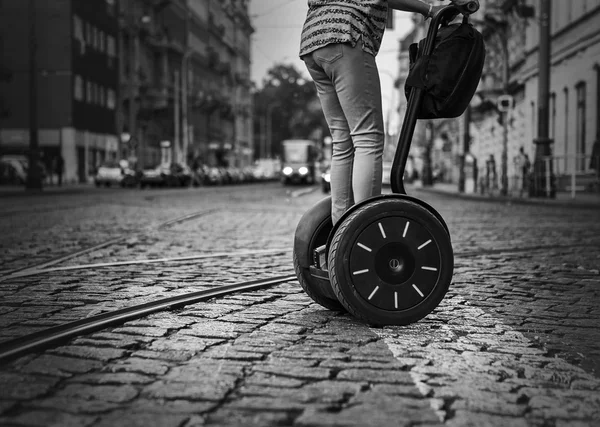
{"left": 0, "top": 273, "right": 297, "bottom": 364}
{"left": 3, "top": 248, "right": 292, "bottom": 280}
{"left": 0, "top": 208, "right": 220, "bottom": 282}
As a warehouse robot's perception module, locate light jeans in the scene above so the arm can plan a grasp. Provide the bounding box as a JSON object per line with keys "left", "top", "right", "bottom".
{"left": 303, "top": 42, "right": 384, "bottom": 225}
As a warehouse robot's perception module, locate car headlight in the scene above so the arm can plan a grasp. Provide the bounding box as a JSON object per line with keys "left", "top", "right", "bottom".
{"left": 283, "top": 167, "right": 293, "bottom": 176}
{"left": 323, "top": 173, "right": 331, "bottom": 183}
{"left": 298, "top": 167, "right": 308, "bottom": 175}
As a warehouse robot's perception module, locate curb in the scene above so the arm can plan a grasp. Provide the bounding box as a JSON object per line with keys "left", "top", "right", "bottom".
{"left": 0, "top": 186, "right": 96, "bottom": 198}
{"left": 413, "top": 185, "right": 600, "bottom": 210}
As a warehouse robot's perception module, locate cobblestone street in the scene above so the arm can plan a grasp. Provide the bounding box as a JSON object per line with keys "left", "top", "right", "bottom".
{"left": 0, "top": 183, "right": 599, "bottom": 426}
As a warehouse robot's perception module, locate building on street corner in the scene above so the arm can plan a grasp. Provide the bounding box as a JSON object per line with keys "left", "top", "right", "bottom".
{"left": 0, "top": 0, "right": 119, "bottom": 184}
{"left": 0, "top": 0, "right": 254, "bottom": 185}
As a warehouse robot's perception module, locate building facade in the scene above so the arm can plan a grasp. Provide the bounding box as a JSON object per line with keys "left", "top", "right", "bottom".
{"left": 118, "top": 0, "right": 254, "bottom": 172}
{"left": 0, "top": 0, "right": 119, "bottom": 183}
{"left": 397, "top": 0, "right": 600, "bottom": 194}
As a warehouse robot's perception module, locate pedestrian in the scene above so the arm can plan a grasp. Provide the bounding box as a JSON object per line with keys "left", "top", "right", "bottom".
{"left": 299, "top": 0, "right": 452, "bottom": 224}
{"left": 55, "top": 154, "right": 64, "bottom": 186}
{"left": 591, "top": 136, "right": 600, "bottom": 182}
{"left": 516, "top": 146, "right": 531, "bottom": 197}
{"left": 488, "top": 154, "right": 497, "bottom": 192}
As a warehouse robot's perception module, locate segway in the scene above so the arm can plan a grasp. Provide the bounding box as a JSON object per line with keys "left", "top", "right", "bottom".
{"left": 293, "top": 0, "right": 481, "bottom": 326}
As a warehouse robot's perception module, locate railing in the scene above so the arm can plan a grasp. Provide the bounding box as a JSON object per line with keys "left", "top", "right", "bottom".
{"left": 532, "top": 154, "right": 600, "bottom": 199}
{"left": 477, "top": 153, "right": 599, "bottom": 200}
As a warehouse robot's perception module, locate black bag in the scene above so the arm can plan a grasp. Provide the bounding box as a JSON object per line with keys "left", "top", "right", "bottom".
{"left": 405, "top": 17, "right": 486, "bottom": 119}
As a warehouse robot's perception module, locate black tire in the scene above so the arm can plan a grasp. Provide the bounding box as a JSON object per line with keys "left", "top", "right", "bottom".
{"left": 328, "top": 198, "right": 453, "bottom": 326}
{"left": 293, "top": 197, "right": 345, "bottom": 311}
{"left": 293, "top": 251, "right": 343, "bottom": 311}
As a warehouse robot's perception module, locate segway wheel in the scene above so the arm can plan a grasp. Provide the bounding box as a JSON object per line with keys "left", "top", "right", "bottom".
{"left": 328, "top": 198, "right": 453, "bottom": 326}
{"left": 293, "top": 197, "right": 345, "bottom": 311}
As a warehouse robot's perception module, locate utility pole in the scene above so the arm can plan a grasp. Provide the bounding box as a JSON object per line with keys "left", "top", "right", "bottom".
{"left": 181, "top": 0, "right": 190, "bottom": 165}
{"left": 260, "top": 113, "right": 266, "bottom": 159}
{"left": 26, "top": 0, "right": 42, "bottom": 190}
{"left": 500, "top": 24, "right": 509, "bottom": 197}
{"left": 532, "top": 0, "right": 554, "bottom": 197}
{"left": 128, "top": 9, "right": 139, "bottom": 167}
{"left": 266, "top": 104, "right": 276, "bottom": 159}
{"left": 174, "top": 70, "right": 180, "bottom": 164}
{"left": 458, "top": 105, "right": 471, "bottom": 193}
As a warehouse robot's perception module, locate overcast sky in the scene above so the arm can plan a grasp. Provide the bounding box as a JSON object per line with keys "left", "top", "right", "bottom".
{"left": 249, "top": 0, "right": 417, "bottom": 133}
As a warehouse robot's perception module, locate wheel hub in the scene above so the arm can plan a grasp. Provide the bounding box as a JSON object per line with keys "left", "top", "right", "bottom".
{"left": 374, "top": 242, "right": 415, "bottom": 284}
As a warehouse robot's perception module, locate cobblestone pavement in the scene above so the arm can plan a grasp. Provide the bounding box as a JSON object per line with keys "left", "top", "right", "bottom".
{"left": 0, "top": 183, "right": 598, "bottom": 426}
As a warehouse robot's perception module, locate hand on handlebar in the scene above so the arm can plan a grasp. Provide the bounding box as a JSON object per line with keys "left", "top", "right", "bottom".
{"left": 428, "top": 0, "right": 479, "bottom": 22}
{"left": 430, "top": 4, "right": 458, "bottom": 21}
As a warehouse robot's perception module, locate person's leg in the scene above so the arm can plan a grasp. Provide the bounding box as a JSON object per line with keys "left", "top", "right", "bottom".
{"left": 304, "top": 49, "right": 354, "bottom": 225}
{"left": 325, "top": 42, "right": 384, "bottom": 204}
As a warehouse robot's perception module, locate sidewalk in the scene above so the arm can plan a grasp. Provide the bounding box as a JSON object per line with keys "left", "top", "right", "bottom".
{"left": 0, "top": 183, "right": 96, "bottom": 198}
{"left": 409, "top": 181, "right": 600, "bottom": 209}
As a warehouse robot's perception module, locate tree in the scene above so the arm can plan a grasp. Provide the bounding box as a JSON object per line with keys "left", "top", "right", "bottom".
{"left": 253, "top": 63, "right": 327, "bottom": 158}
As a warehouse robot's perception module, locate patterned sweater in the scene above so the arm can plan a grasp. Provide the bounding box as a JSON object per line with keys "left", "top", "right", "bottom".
{"left": 299, "top": 0, "right": 388, "bottom": 58}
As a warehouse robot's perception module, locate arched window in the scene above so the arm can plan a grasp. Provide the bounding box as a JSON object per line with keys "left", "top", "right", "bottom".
{"left": 595, "top": 64, "right": 600, "bottom": 140}
{"left": 575, "top": 81, "right": 587, "bottom": 171}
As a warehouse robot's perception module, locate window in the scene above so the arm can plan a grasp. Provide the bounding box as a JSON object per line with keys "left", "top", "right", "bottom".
{"left": 92, "top": 26, "right": 98, "bottom": 50}
{"left": 98, "top": 30, "right": 105, "bottom": 53}
{"left": 106, "top": 0, "right": 115, "bottom": 15}
{"left": 99, "top": 85, "right": 105, "bottom": 107}
{"left": 550, "top": 92, "right": 556, "bottom": 141}
{"left": 595, "top": 64, "right": 600, "bottom": 140}
{"left": 530, "top": 101, "right": 536, "bottom": 138}
{"left": 73, "top": 15, "right": 85, "bottom": 54}
{"left": 93, "top": 82, "right": 98, "bottom": 104}
{"left": 575, "top": 82, "right": 587, "bottom": 171}
{"left": 106, "top": 35, "right": 116, "bottom": 57}
{"left": 106, "top": 34, "right": 116, "bottom": 68}
{"left": 74, "top": 75, "right": 84, "bottom": 101}
{"left": 563, "top": 87, "right": 569, "bottom": 166}
{"left": 73, "top": 15, "right": 83, "bottom": 42}
{"left": 107, "top": 89, "right": 116, "bottom": 109}
{"left": 85, "top": 22, "right": 92, "bottom": 45}
{"left": 87, "top": 81, "right": 93, "bottom": 103}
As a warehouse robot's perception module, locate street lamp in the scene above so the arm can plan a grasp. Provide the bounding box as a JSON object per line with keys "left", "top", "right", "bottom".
{"left": 180, "top": 50, "right": 192, "bottom": 165}
{"left": 531, "top": 0, "right": 554, "bottom": 198}
{"left": 265, "top": 103, "right": 277, "bottom": 158}
{"left": 26, "top": 0, "right": 42, "bottom": 190}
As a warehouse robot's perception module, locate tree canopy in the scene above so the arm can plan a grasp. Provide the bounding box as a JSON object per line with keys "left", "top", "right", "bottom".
{"left": 253, "top": 63, "right": 328, "bottom": 158}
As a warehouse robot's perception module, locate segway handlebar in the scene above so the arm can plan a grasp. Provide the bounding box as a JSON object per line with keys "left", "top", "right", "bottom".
{"left": 448, "top": 0, "right": 480, "bottom": 15}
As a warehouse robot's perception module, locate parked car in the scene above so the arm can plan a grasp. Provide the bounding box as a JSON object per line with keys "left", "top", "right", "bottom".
{"left": 94, "top": 160, "right": 138, "bottom": 188}
{"left": 204, "top": 166, "right": 224, "bottom": 185}
{"left": 169, "top": 163, "right": 193, "bottom": 187}
{"left": 0, "top": 155, "right": 27, "bottom": 185}
{"left": 140, "top": 164, "right": 170, "bottom": 188}
{"left": 139, "top": 163, "right": 193, "bottom": 188}
{"left": 0, "top": 155, "right": 47, "bottom": 185}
